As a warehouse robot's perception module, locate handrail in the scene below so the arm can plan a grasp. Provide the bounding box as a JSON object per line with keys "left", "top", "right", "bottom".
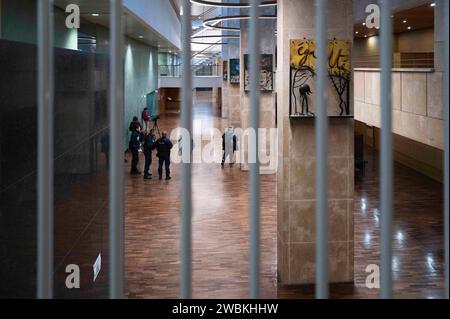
{"left": 159, "top": 64, "right": 222, "bottom": 77}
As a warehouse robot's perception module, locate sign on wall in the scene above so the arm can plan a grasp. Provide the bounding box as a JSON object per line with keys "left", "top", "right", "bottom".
{"left": 289, "top": 39, "right": 352, "bottom": 117}
{"left": 244, "top": 54, "right": 274, "bottom": 92}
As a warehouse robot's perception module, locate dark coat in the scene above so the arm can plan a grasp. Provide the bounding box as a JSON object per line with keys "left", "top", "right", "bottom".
{"left": 155, "top": 137, "right": 173, "bottom": 158}
{"left": 143, "top": 133, "right": 157, "bottom": 154}
{"left": 129, "top": 131, "right": 141, "bottom": 150}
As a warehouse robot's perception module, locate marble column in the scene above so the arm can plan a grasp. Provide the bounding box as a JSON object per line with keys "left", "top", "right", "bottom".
{"left": 228, "top": 40, "right": 242, "bottom": 126}
{"left": 239, "top": 18, "right": 277, "bottom": 173}
{"left": 277, "top": 0, "right": 355, "bottom": 284}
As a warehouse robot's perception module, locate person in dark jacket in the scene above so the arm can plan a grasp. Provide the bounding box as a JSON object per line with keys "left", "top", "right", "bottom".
{"left": 129, "top": 116, "right": 142, "bottom": 132}
{"left": 221, "top": 127, "right": 237, "bottom": 167}
{"left": 142, "top": 129, "right": 157, "bottom": 180}
{"left": 129, "top": 125, "right": 141, "bottom": 175}
{"left": 155, "top": 131, "right": 173, "bottom": 180}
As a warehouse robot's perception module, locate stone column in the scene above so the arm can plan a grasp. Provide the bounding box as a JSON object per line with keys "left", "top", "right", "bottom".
{"left": 239, "top": 18, "right": 277, "bottom": 173}
{"left": 228, "top": 40, "right": 241, "bottom": 126}
{"left": 277, "top": 0, "right": 354, "bottom": 284}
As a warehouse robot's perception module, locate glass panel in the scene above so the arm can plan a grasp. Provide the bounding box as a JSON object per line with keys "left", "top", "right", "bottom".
{"left": 0, "top": 0, "right": 39, "bottom": 298}
{"left": 51, "top": 0, "right": 110, "bottom": 298}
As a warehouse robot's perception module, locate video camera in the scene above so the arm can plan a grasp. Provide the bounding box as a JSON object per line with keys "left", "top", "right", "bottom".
{"left": 151, "top": 115, "right": 160, "bottom": 122}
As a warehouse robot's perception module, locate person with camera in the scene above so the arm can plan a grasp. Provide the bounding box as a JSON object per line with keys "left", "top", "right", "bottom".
{"left": 155, "top": 131, "right": 173, "bottom": 180}
{"left": 142, "top": 129, "right": 157, "bottom": 180}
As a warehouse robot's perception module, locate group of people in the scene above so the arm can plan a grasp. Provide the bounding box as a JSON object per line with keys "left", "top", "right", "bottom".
{"left": 128, "top": 108, "right": 173, "bottom": 180}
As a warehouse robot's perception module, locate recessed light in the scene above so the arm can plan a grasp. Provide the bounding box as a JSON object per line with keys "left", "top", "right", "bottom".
{"left": 92, "top": 13, "right": 99, "bottom": 17}
{"left": 362, "top": 22, "right": 366, "bottom": 26}
{"left": 364, "top": 35, "right": 368, "bottom": 38}
{"left": 138, "top": 36, "right": 144, "bottom": 39}
{"left": 407, "top": 26, "right": 412, "bottom": 30}
{"left": 430, "top": 3, "right": 436, "bottom": 7}
{"left": 403, "top": 20, "right": 407, "bottom": 23}
{"left": 355, "top": 31, "right": 359, "bottom": 34}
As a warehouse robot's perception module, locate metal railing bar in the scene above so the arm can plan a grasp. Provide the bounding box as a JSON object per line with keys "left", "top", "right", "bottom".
{"left": 444, "top": 0, "right": 450, "bottom": 300}
{"left": 315, "top": 0, "right": 329, "bottom": 300}
{"left": 181, "top": 0, "right": 193, "bottom": 299}
{"left": 380, "top": 0, "right": 393, "bottom": 299}
{"left": 37, "top": 0, "right": 54, "bottom": 299}
{"left": 248, "top": 0, "right": 261, "bottom": 299}
{"left": 109, "top": 0, "right": 125, "bottom": 299}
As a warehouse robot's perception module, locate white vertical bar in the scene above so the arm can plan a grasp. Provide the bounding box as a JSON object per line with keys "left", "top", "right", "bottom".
{"left": 443, "top": 0, "right": 449, "bottom": 300}
{"left": 109, "top": 0, "right": 125, "bottom": 299}
{"left": 380, "top": 0, "right": 393, "bottom": 299}
{"left": 315, "top": 0, "right": 328, "bottom": 299}
{"left": 37, "top": 0, "right": 54, "bottom": 299}
{"left": 181, "top": 0, "right": 193, "bottom": 299}
{"left": 249, "top": 0, "right": 261, "bottom": 299}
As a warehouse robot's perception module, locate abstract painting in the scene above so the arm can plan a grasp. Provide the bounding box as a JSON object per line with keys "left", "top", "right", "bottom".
{"left": 289, "top": 39, "right": 351, "bottom": 117}
{"left": 229, "top": 58, "right": 240, "bottom": 84}
{"left": 244, "top": 54, "right": 273, "bottom": 91}
{"left": 223, "top": 60, "right": 228, "bottom": 81}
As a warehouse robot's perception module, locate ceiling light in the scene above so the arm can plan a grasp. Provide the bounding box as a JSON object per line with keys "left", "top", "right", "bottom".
{"left": 364, "top": 35, "right": 368, "bottom": 38}
{"left": 139, "top": 36, "right": 144, "bottom": 39}
{"left": 430, "top": 3, "right": 436, "bottom": 7}
{"left": 407, "top": 26, "right": 412, "bottom": 30}
{"left": 362, "top": 22, "right": 366, "bottom": 26}
{"left": 92, "top": 13, "right": 99, "bottom": 17}
{"left": 355, "top": 31, "right": 359, "bottom": 34}
{"left": 403, "top": 20, "right": 407, "bottom": 23}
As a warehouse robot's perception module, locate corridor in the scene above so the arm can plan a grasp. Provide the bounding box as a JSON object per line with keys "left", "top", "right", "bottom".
{"left": 124, "top": 91, "right": 445, "bottom": 299}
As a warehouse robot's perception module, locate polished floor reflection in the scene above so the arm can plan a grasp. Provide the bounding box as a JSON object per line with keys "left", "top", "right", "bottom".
{"left": 124, "top": 91, "right": 445, "bottom": 299}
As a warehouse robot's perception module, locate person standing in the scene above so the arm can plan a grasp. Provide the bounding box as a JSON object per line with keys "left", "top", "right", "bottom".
{"left": 141, "top": 108, "right": 151, "bottom": 133}
{"left": 143, "top": 129, "right": 156, "bottom": 180}
{"left": 156, "top": 131, "right": 173, "bottom": 180}
{"left": 221, "top": 126, "right": 237, "bottom": 167}
{"left": 129, "top": 125, "right": 141, "bottom": 175}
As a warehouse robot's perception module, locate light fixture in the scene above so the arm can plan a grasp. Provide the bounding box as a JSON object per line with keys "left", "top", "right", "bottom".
{"left": 362, "top": 22, "right": 366, "bottom": 26}
{"left": 430, "top": 3, "right": 436, "bottom": 7}
{"left": 364, "top": 35, "right": 368, "bottom": 38}
{"left": 403, "top": 20, "right": 407, "bottom": 23}
{"left": 191, "top": 34, "right": 240, "bottom": 40}
{"left": 202, "top": 15, "right": 277, "bottom": 31}
{"left": 355, "top": 31, "right": 359, "bottom": 34}
{"left": 92, "top": 13, "right": 99, "bottom": 17}
{"left": 138, "top": 35, "right": 144, "bottom": 39}
{"left": 407, "top": 26, "right": 412, "bottom": 30}
{"left": 190, "top": 0, "right": 277, "bottom": 8}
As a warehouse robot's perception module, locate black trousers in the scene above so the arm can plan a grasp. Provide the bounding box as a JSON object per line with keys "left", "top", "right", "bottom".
{"left": 131, "top": 147, "right": 139, "bottom": 172}
{"left": 158, "top": 155, "right": 171, "bottom": 178}
{"left": 144, "top": 152, "right": 152, "bottom": 176}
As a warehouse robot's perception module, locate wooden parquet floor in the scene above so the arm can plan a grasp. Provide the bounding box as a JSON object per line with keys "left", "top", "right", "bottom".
{"left": 124, "top": 92, "right": 445, "bottom": 299}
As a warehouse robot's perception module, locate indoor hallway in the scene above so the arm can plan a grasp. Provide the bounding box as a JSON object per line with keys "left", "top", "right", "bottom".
{"left": 124, "top": 91, "right": 445, "bottom": 299}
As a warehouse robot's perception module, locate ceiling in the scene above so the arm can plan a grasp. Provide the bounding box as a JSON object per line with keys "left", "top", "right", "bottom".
{"left": 53, "top": 0, "right": 179, "bottom": 53}
{"left": 354, "top": 2, "right": 435, "bottom": 39}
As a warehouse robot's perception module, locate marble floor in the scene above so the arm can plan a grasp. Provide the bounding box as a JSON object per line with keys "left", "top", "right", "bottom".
{"left": 124, "top": 91, "right": 445, "bottom": 299}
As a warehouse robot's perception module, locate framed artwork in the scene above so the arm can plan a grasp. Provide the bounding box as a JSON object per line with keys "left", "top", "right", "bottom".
{"left": 223, "top": 60, "right": 228, "bottom": 81}
{"left": 244, "top": 54, "right": 273, "bottom": 91}
{"left": 229, "top": 59, "right": 240, "bottom": 84}
{"left": 289, "top": 39, "right": 352, "bottom": 117}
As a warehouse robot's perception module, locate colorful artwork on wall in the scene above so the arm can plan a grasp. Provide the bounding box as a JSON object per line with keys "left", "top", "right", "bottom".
{"left": 289, "top": 39, "right": 352, "bottom": 117}
{"left": 229, "top": 59, "right": 240, "bottom": 84}
{"left": 244, "top": 54, "right": 274, "bottom": 92}
{"left": 223, "top": 60, "right": 228, "bottom": 81}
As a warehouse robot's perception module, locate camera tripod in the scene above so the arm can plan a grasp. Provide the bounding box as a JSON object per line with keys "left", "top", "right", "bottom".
{"left": 152, "top": 117, "right": 161, "bottom": 138}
